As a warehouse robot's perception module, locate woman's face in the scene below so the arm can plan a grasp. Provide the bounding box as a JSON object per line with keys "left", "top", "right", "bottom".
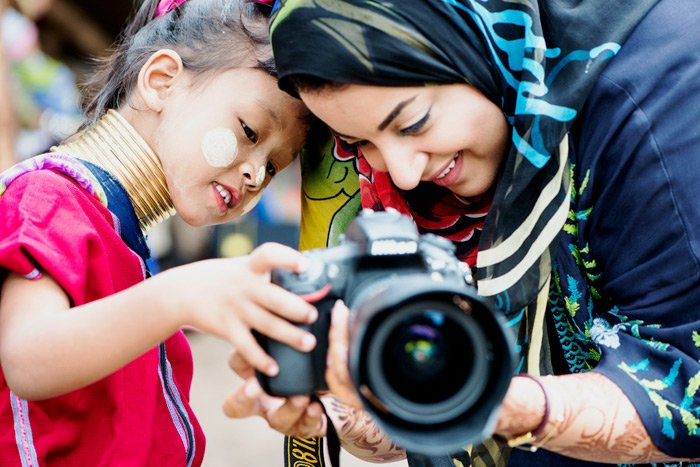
{"left": 153, "top": 68, "right": 307, "bottom": 226}
{"left": 300, "top": 83, "right": 510, "bottom": 199}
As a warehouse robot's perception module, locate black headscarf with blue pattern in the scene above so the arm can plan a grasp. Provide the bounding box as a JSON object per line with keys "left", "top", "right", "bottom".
{"left": 270, "top": 0, "right": 658, "bottom": 317}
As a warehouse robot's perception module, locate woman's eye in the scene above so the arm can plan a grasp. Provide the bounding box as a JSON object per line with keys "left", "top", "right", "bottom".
{"left": 400, "top": 111, "right": 430, "bottom": 136}
{"left": 241, "top": 121, "right": 258, "bottom": 143}
{"left": 266, "top": 161, "right": 277, "bottom": 177}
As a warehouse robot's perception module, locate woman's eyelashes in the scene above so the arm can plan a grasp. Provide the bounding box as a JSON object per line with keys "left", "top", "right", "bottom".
{"left": 240, "top": 121, "right": 258, "bottom": 143}
{"left": 336, "top": 110, "right": 432, "bottom": 148}
{"left": 399, "top": 109, "right": 431, "bottom": 136}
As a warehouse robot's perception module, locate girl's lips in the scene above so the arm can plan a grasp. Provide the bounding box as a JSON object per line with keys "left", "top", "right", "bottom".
{"left": 212, "top": 181, "right": 240, "bottom": 212}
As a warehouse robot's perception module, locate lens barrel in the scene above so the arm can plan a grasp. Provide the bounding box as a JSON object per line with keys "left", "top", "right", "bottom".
{"left": 349, "top": 278, "right": 514, "bottom": 455}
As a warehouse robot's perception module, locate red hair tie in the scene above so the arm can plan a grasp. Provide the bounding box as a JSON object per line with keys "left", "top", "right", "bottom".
{"left": 154, "top": 0, "right": 188, "bottom": 18}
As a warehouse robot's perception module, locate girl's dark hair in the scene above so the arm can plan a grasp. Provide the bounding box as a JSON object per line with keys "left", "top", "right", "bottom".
{"left": 82, "top": 0, "right": 275, "bottom": 125}
{"left": 283, "top": 74, "right": 346, "bottom": 98}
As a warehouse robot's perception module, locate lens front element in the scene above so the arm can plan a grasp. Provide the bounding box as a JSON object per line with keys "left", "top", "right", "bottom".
{"left": 365, "top": 299, "right": 490, "bottom": 425}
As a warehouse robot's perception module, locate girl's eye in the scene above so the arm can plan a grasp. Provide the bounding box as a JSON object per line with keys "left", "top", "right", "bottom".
{"left": 338, "top": 135, "right": 370, "bottom": 148}
{"left": 241, "top": 121, "right": 258, "bottom": 143}
{"left": 266, "top": 161, "right": 277, "bottom": 177}
{"left": 400, "top": 110, "right": 431, "bottom": 136}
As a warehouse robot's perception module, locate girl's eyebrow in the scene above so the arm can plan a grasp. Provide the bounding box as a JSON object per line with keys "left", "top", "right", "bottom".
{"left": 331, "top": 127, "right": 354, "bottom": 139}
{"left": 377, "top": 95, "right": 417, "bottom": 131}
{"left": 253, "top": 97, "right": 280, "bottom": 123}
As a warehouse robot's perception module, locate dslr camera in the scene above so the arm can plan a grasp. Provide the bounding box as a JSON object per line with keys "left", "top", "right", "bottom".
{"left": 256, "top": 209, "right": 514, "bottom": 455}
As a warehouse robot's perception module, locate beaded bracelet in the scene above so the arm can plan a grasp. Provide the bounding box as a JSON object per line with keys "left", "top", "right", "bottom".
{"left": 494, "top": 374, "right": 562, "bottom": 452}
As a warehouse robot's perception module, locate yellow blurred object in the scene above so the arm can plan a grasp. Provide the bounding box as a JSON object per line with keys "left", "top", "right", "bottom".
{"left": 219, "top": 231, "right": 255, "bottom": 258}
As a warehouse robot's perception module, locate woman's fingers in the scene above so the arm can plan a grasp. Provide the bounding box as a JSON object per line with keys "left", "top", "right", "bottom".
{"left": 264, "top": 396, "right": 326, "bottom": 438}
{"left": 223, "top": 377, "right": 327, "bottom": 438}
{"left": 292, "top": 400, "right": 326, "bottom": 438}
{"left": 326, "top": 300, "right": 363, "bottom": 409}
{"left": 228, "top": 349, "right": 254, "bottom": 379}
{"left": 222, "top": 378, "right": 264, "bottom": 418}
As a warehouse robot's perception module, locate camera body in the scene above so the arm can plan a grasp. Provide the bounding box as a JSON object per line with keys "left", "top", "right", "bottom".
{"left": 256, "top": 209, "right": 515, "bottom": 455}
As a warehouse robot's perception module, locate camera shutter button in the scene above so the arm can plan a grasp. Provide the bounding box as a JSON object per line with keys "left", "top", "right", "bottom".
{"left": 298, "top": 258, "right": 326, "bottom": 283}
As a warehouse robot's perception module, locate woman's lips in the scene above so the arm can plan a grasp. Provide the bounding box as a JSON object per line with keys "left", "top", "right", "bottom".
{"left": 431, "top": 151, "right": 463, "bottom": 187}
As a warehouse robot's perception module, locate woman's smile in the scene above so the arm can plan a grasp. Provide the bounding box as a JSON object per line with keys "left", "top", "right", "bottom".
{"left": 300, "top": 83, "right": 509, "bottom": 199}
{"left": 429, "top": 152, "right": 462, "bottom": 188}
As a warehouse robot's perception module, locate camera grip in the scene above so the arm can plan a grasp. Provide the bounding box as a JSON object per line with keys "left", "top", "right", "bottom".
{"left": 254, "top": 303, "right": 332, "bottom": 397}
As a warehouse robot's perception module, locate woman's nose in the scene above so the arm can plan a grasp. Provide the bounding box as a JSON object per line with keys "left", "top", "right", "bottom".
{"left": 366, "top": 144, "right": 428, "bottom": 191}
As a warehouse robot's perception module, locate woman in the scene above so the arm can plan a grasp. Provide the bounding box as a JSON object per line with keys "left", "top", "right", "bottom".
{"left": 224, "top": 0, "right": 700, "bottom": 465}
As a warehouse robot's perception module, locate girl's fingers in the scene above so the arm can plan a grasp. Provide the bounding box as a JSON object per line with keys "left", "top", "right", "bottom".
{"left": 227, "top": 323, "right": 280, "bottom": 377}
{"left": 243, "top": 304, "right": 317, "bottom": 353}
{"left": 248, "top": 242, "right": 307, "bottom": 275}
{"left": 251, "top": 283, "right": 317, "bottom": 324}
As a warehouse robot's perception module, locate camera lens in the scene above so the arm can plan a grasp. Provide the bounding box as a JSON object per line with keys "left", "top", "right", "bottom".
{"left": 383, "top": 309, "right": 471, "bottom": 404}
{"left": 363, "top": 299, "right": 489, "bottom": 425}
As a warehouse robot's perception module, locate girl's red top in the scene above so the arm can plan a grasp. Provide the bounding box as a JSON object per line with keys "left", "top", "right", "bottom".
{"left": 0, "top": 160, "right": 205, "bottom": 466}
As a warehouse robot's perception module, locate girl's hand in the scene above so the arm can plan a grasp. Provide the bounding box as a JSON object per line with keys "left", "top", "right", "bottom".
{"left": 223, "top": 349, "right": 326, "bottom": 438}
{"left": 158, "top": 242, "right": 318, "bottom": 377}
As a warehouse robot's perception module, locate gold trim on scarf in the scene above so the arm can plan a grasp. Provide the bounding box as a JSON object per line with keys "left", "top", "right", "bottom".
{"left": 52, "top": 110, "right": 175, "bottom": 233}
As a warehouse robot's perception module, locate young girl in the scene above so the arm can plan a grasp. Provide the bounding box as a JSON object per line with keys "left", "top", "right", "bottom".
{"left": 0, "top": 0, "right": 321, "bottom": 465}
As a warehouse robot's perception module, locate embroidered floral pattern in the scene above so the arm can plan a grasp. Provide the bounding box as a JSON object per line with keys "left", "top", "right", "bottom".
{"left": 551, "top": 161, "right": 700, "bottom": 453}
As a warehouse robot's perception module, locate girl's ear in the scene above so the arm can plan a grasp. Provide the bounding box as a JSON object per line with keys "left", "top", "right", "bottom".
{"left": 137, "top": 49, "right": 185, "bottom": 112}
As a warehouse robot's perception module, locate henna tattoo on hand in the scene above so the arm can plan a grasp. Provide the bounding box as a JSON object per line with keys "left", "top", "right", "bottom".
{"left": 498, "top": 373, "right": 692, "bottom": 463}
{"left": 322, "top": 396, "right": 406, "bottom": 463}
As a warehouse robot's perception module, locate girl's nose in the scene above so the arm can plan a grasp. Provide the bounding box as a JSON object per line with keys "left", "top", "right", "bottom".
{"left": 239, "top": 160, "right": 265, "bottom": 191}
{"left": 366, "top": 144, "right": 428, "bottom": 191}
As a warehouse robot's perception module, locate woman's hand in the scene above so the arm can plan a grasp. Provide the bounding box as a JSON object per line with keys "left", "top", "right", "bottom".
{"left": 494, "top": 373, "right": 680, "bottom": 463}
{"left": 324, "top": 300, "right": 363, "bottom": 409}
{"left": 223, "top": 315, "right": 407, "bottom": 463}
{"left": 223, "top": 349, "right": 326, "bottom": 438}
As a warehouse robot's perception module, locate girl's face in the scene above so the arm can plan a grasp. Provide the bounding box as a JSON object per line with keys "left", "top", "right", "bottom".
{"left": 153, "top": 68, "right": 307, "bottom": 226}
{"left": 300, "top": 83, "right": 510, "bottom": 199}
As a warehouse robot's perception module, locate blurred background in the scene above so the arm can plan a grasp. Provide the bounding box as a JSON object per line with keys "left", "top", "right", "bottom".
{"left": 0, "top": 0, "right": 406, "bottom": 464}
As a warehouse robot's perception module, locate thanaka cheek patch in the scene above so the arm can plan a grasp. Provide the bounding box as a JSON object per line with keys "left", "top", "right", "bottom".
{"left": 202, "top": 128, "right": 238, "bottom": 168}
{"left": 255, "top": 165, "right": 265, "bottom": 186}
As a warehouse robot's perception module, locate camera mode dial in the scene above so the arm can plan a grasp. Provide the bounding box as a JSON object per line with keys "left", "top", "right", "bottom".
{"left": 271, "top": 257, "right": 329, "bottom": 300}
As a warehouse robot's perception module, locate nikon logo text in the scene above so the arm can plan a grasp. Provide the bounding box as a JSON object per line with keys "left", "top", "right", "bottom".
{"left": 370, "top": 240, "right": 418, "bottom": 255}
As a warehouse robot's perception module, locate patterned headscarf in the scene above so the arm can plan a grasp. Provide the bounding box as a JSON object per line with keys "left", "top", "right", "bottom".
{"left": 270, "top": 0, "right": 658, "bottom": 316}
